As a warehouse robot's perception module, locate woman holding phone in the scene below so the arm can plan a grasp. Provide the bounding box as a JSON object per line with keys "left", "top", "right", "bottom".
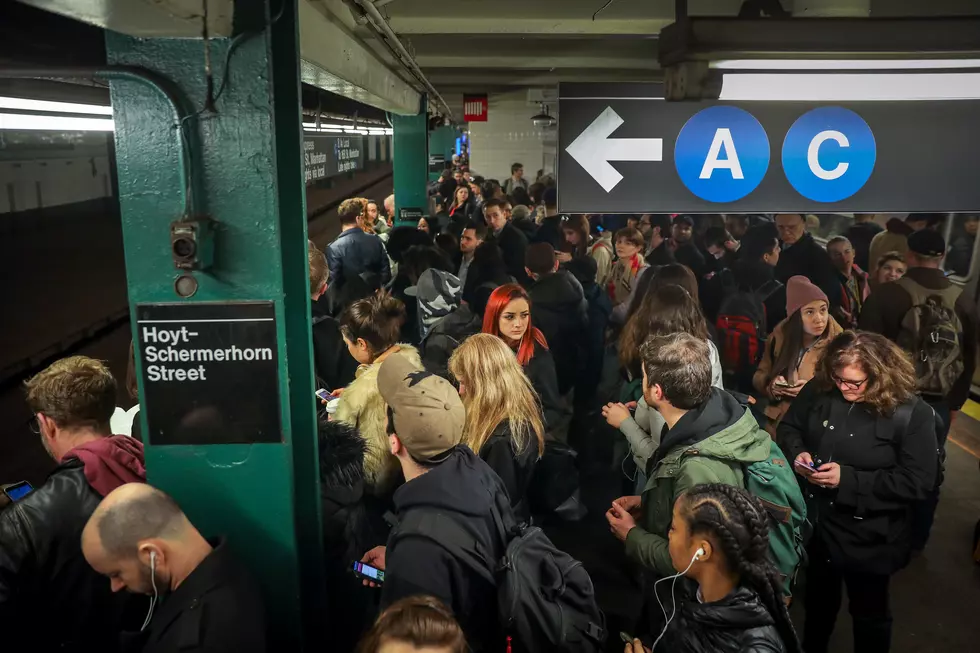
{"left": 776, "top": 331, "right": 937, "bottom": 653}
{"left": 753, "top": 276, "right": 842, "bottom": 436}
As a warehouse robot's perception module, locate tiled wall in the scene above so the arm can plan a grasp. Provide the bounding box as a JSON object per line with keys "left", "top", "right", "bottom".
{"left": 468, "top": 90, "right": 557, "bottom": 182}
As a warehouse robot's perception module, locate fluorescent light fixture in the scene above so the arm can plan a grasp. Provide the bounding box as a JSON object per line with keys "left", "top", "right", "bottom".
{"left": 712, "top": 59, "right": 980, "bottom": 70}
{"left": 0, "top": 113, "right": 114, "bottom": 131}
{"left": 0, "top": 95, "right": 112, "bottom": 115}
{"left": 719, "top": 72, "right": 980, "bottom": 101}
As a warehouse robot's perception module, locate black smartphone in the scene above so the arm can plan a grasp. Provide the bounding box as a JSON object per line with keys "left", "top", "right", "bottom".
{"left": 352, "top": 561, "right": 385, "bottom": 584}
{"left": 3, "top": 481, "right": 34, "bottom": 502}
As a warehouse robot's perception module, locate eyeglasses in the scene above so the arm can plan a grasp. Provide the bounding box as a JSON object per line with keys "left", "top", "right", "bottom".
{"left": 832, "top": 373, "right": 868, "bottom": 390}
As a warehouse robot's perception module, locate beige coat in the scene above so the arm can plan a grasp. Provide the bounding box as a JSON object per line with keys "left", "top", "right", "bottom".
{"left": 753, "top": 316, "right": 843, "bottom": 433}
{"left": 335, "top": 344, "right": 421, "bottom": 493}
{"left": 608, "top": 253, "right": 646, "bottom": 307}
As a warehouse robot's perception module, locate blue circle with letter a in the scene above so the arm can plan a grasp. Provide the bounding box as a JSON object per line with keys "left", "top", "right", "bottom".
{"left": 674, "top": 106, "right": 770, "bottom": 203}
{"left": 782, "top": 107, "right": 876, "bottom": 203}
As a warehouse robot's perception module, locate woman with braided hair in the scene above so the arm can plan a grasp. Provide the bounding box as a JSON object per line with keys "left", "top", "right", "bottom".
{"left": 624, "top": 483, "right": 800, "bottom": 653}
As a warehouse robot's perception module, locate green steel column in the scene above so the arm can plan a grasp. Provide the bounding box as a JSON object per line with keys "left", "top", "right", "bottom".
{"left": 392, "top": 95, "right": 428, "bottom": 225}
{"left": 428, "top": 125, "right": 456, "bottom": 181}
{"left": 106, "top": 2, "right": 323, "bottom": 649}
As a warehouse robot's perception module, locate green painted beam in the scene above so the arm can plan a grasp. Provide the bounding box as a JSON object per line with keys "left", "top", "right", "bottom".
{"left": 106, "top": 2, "right": 324, "bottom": 648}
{"left": 392, "top": 95, "right": 428, "bottom": 225}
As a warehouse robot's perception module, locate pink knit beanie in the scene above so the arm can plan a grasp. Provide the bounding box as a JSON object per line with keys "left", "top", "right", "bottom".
{"left": 786, "top": 275, "right": 828, "bottom": 316}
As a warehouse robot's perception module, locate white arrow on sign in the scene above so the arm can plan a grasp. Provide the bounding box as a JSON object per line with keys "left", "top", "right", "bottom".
{"left": 565, "top": 106, "right": 663, "bottom": 193}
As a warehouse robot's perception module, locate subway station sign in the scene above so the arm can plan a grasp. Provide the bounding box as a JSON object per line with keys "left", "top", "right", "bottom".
{"left": 136, "top": 302, "right": 282, "bottom": 446}
{"left": 557, "top": 82, "right": 980, "bottom": 213}
{"left": 304, "top": 134, "right": 365, "bottom": 185}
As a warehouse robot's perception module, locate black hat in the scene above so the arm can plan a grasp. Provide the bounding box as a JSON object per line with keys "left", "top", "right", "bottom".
{"left": 672, "top": 214, "right": 694, "bottom": 227}
{"left": 907, "top": 229, "right": 946, "bottom": 258}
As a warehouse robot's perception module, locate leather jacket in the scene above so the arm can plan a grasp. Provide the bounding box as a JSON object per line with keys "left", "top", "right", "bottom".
{"left": 0, "top": 459, "right": 143, "bottom": 652}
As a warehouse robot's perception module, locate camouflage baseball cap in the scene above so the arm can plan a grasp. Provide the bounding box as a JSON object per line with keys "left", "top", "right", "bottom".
{"left": 377, "top": 354, "right": 464, "bottom": 460}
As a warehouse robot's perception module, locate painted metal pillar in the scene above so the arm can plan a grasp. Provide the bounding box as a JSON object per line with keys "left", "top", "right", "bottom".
{"left": 105, "top": 2, "right": 323, "bottom": 649}
{"left": 428, "top": 125, "right": 456, "bottom": 181}
{"left": 392, "top": 95, "right": 428, "bottom": 225}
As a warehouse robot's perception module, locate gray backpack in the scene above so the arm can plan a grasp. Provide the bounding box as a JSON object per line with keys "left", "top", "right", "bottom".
{"left": 895, "top": 277, "right": 964, "bottom": 397}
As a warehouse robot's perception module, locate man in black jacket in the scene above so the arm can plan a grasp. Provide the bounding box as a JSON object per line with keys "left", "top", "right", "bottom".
{"left": 525, "top": 243, "right": 588, "bottom": 396}
{"left": 325, "top": 198, "right": 392, "bottom": 302}
{"left": 1, "top": 356, "right": 147, "bottom": 653}
{"left": 360, "top": 355, "right": 503, "bottom": 650}
{"left": 670, "top": 215, "right": 706, "bottom": 278}
{"left": 484, "top": 198, "right": 529, "bottom": 285}
{"left": 774, "top": 213, "right": 842, "bottom": 312}
{"left": 640, "top": 214, "right": 675, "bottom": 267}
{"left": 533, "top": 187, "right": 562, "bottom": 249}
{"left": 309, "top": 241, "right": 358, "bottom": 391}
{"left": 82, "top": 483, "right": 266, "bottom": 653}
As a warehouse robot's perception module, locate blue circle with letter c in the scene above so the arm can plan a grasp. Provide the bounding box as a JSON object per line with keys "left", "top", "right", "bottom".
{"left": 673, "top": 106, "right": 770, "bottom": 203}
{"left": 782, "top": 107, "right": 876, "bottom": 203}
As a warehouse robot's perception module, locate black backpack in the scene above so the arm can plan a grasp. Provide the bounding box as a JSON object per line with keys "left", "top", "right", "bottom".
{"left": 895, "top": 277, "right": 965, "bottom": 397}
{"left": 391, "top": 490, "right": 606, "bottom": 652}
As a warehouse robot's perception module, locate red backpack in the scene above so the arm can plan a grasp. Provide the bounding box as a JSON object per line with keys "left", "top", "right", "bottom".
{"left": 716, "top": 276, "right": 783, "bottom": 378}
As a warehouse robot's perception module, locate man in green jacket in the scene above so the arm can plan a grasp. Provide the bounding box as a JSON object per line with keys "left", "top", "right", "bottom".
{"left": 606, "top": 332, "right": 772, "bottom": 577}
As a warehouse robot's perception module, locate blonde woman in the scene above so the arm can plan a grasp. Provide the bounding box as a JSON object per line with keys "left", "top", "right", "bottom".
{"left": 448, "top": 333, "right": 545, "bottom": 522}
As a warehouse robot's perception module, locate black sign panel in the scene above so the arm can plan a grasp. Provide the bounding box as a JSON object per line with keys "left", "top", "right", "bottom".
{"left": 558, "top": 82, "right": 980, "bottom": 214}
{"left": 304, "top": 134, "right": 365, "bottom": 185}
{"left": 399, "top": 207, "right": 424, "bottom": 223}
{"left": 136, "top": 302, "right": 282, "bottom": 446}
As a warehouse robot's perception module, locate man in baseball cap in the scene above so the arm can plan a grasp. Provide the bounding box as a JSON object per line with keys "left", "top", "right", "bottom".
{"left": 358, "top": 354, "right": 506, "bottom": 647}
{"left": 859, "top": 220, "right": 977, "bottom": 552}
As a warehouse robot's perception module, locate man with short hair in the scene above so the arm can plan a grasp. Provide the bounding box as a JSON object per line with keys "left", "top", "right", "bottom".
{"left": 725, "top": 215, "right": 750, "bottom": 241}
{"left": 457, "top": 220, "right": 486, "bottom": 288}
{"left": 484, "top": 198, "right": 529, "bottom": 284}
{"left": 525, "top": 243, "right": 588, "bottom": 398}
{"left": 1, "top": 356, "right": 146, "bottom": 651}
{"left": 827, "top": 235, "right": 869, "bottom": 329}
{"left": 82, "top": 484, "right": 266, "bottom": 653}
{"left": 310, "top": 241, "right": 358, "bottom": 391}
{"left": 326, "top": 197, "right": 392, "bottom": 303}
{"left": 605, "top": 333, "right": 772, "bottom": 578}
{"left": 532, "top": 187, "right": 562, "bottom": 249}
{"left": 359, "top": 356, "right": 504, "bottom": 650}
{"left": 859, "top": 229, "right": 977, "bottom": 550}
{"left": 774, "top": 213, "right": 842, "bottom": 312}
{"left": 641, "top": 214, "right": 675, "bottom": 267}
{"left": 670, "top": 215, "right": 707, "bottom": 278}
{"left": 502, "top": 162, "right": 527, "bottom": 196}
{"left": 384, "top": 194, "right": 396, "bottom": 222}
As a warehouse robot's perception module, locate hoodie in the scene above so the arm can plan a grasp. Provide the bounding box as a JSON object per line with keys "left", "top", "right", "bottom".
{"left": 868, "top": 217, "right": 912, "bottom": 277}
{"left": 662, "top": 580, "right": 789, "bottom": 653}
{"left": 384, "top": 447, "right": 504, "bottom": 651}
{"left": 528, "top": 270, "right": 589, "bottom": 395}
{"left": 415, "top": 268, "right": 462, "bottom": 339}
{"left": 65, "top": 435, "right": 145, "bottom": 497}
{"left": 625, "top": 389, "right": 771, "bottom": 576}
{"left": 420, "top": 303, "right": 482, "bottom": 380}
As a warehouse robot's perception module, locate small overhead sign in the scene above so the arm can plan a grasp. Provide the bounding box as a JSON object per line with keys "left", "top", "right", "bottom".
{"left": 136, "top": 302, "right": 282, "bottom": 446}
{"left": 558, "top": 82, "right": 980, "bottom": 213}
{"left": 464, "top": 94, "right": 488, "bottom": 122}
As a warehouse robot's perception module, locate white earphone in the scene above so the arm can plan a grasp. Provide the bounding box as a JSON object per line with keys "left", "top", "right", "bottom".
{"left": 141, "top": 551, "right": 159, "bottom": 632}
{"left": 650, "top": 547, "right": 706, "bottom": 650}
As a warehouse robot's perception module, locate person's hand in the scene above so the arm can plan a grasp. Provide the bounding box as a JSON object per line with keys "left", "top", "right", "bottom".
{"left": 780, "top": 379, "right": 806, "bottom": 398}
{"left": 613, "top": 495, "right": 643, "bottom": 517}
{"left": 556, "top": 251, "right": 573, "bottom": 263}
{"left": 810, "top": 462, "right": 841, "bottom": 489}
{"left": 320, "top": 387, "right": 344, "bottom": 405}
{"left": 360, "top": 546, "right": 386, "bottom": 587}
{"left": 794, "top": 452, "right": 816, "bottom": 479}
{"left": 624, "top": 639, "right": 651, "bottom": 653}
{"left": 602, "top": 402, "right": 631, "bottom": 429}
{"left": 769, "top": 376, "right": 790, "bottom": 398}
{"left": 606, "top": 501, "right": 638, "bottom": 542}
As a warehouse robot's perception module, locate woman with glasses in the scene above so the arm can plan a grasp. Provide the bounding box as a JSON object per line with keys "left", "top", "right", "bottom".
{"left": 753, "top": 276, "right": 843, "bottom": 436}
{"left": 776, "top": 330, "right": 938, "bottom": 653}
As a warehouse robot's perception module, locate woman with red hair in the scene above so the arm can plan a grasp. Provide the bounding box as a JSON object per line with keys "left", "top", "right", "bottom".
{"left": 482, "top": 283, "right": 563, "bottom": 430}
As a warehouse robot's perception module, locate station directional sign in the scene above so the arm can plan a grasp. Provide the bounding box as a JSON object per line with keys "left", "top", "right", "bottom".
{"left": 558, "top": 82, "right": 980, "bottom": 214}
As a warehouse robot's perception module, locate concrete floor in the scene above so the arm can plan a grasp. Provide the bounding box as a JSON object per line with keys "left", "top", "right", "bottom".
{"left": 545, "top": 412, "right": 980, "bottom": 653}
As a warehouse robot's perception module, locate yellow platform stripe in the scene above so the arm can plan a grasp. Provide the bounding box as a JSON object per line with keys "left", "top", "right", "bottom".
{"left": 961, "top": 399, "right": 980, "bottom": 423}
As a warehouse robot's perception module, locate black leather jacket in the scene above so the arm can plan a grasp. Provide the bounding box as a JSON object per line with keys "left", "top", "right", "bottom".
{"left": 661, "top": 581, "right": 789, "bottom": 653}
{"left": 0, "top": 459, "right": 143, "bottom": 652}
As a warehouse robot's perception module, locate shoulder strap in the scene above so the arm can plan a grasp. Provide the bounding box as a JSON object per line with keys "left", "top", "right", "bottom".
{"left": 756, "top": 279, "right": 783, "bottom": 301}
{"left": 892, "top": 401, "right": 915, "bottom": 442}
{"left": 312, "top": 315, "right": 330, "bottom": 326}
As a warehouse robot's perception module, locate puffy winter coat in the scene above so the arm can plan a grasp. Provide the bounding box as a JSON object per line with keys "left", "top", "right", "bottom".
{"left": 335, "top": 345, "right": 421, "bottom": 493}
